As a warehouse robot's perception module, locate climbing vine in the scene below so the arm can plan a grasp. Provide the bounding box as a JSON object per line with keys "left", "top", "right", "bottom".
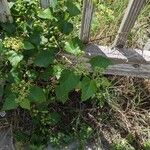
{"left": 0, "top": 0, "right": 111, "bottom": 148}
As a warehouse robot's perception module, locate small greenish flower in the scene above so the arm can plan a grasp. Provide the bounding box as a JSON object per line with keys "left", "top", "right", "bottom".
{"left": 3, "top": 37, "right": 23, "bottom": 52}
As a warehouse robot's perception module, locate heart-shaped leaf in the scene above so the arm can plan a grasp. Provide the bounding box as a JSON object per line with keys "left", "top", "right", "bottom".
{"left": 28, "top": 86, "right": 46, "bottom": 103}
{"left": 6, "top": 50, "right": 23, "bottom": 67}
{"left": 23, "top": 41, "right": 35, "bottom": 50}
{"left": 34, "top": 50, "right": 54, "bottom": 67}
{"left": 55, "top": 70, "right": 80, "bottom": 103}
{"left": 58, "top": 21, "right": 73, "bottom": 35}
{"left": 81, "top": 77, "right": 97, "bottom": 101}
{"left": 66, "top": 1, "right": 80, "bottom": 17}
{"left": 2, "top": 94, "right": 19, "bottom": 110}
{"left": 89, "top": 56, "right": 112, "bottom": 70}
{"left": 19, "top": 99, "right": 31, "bottom": 110}
{"left": 64, "top": 37, "right": 83, "bottom": 55}
{"left": 38, "top": 8, "right": 53, "bottom": 19}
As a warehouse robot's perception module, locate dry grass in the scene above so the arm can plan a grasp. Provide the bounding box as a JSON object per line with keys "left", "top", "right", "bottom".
{"left": 82, "top": 76, "right": 150, "bottom": 149}
{"left": 88, "top": 1, "right": 150, "bottom": 148}
{"left": 90, "top": 0, "right": 150, "bottom": 49}
{"left": 1, "top": 1, "right": 150, "bottom": 149}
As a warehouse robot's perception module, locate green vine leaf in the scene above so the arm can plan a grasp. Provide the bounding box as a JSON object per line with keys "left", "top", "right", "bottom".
{"left": 89, "top": 56, "right": 112, "bottom": 70}
{"left": 28, "top": 86, "right": 46, "bottom": 103}
{"left": 23, "top": 41, "right": 35, "bottom": 50}
{"left": 50, "top": 0, "right": 58, "bottom": 9}
{"left": 66, "top": 1, "right": 80, "bottom": 17}
{"left": 2, "top": 94, "right": 19, "bottom": 110}
{"left": 1, "top": 23, "right": 16, "bottom": 35}
{"left": 6, "top": 50, "right": 23, "bottom": 67}
{"left": 29, "top": 33, "right": 41, "bottom": 46}
{"left": 64, "top": 37, "right": 82, "bottom": 55}
{"left": 38, "top": 8, "right": 53, "bottom": 19}
{"left": 34, "top": 50, "right": 54, "bottom": 67}
{"left": 55, "top": 70, "right": 80, "bottom": 103}
{"left": 19, "top": 99, "right": 31, "bottom": 110}
{"left": 8, "top": 2, "right": 15, "bottom": 9}
{"left": 7, "top": 69, "right": 21, "bottom": 83}
{"left": 58, "top": 21, "right": 73, "bottom": 35}
{"left": 81, "top": 77, "right": 97, "bottom": 101}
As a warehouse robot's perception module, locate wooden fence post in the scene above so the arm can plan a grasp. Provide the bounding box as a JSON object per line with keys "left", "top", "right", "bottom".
{"left": 80, "top": 0, "right": 94, "bottom": 43}
{"left": 113, "top": 0, "right": 146, "bottom": 48}
{"left": 0, "top": 0, "right": 13, "bottom": 23}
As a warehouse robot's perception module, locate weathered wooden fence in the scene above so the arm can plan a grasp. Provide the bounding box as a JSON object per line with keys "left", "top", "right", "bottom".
{"left": 0, "top": 0, "right": 13, "bottom": 23}
{"left": 80, "top": 0, "right": 150, "bottom": 78}
{"left": 0, "top": 0, "right": 150, "bottom": 78}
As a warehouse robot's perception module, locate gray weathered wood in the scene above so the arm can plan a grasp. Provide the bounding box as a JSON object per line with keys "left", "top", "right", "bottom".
{"left": 62, "top": 56, "right": 150, "bottom": 79}
{"left": 85, "top": 44, "right": 150, "bottom": 65}
{"left": 61, "top": 44, "right": 150, "bottom": 78}
{"left": 113, "top": 0, "right": 146, "bottom": 47}
{"left": 0, "top": 0, "right": 13, "bottom": 23}
{"left": 40, "top": 0, "right": 50, "bottom": 8}
{"left": 86, "top": 44, "right": 150, "bottom": 78}
{"left": 106, "top": 64, "right": 150, "bottom": 78}
{"left": 80, "top": 0, "right": 94, "bottom": 43}
{"left": 0, "top": 126, "right": 15, "bottom": 150}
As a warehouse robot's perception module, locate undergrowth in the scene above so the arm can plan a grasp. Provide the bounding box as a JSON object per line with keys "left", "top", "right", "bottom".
{"left": 91, "top": 0, "right": 150, "bottom": 48}
{"left": 0, "top": 0, "right": 150, "bottom": 150}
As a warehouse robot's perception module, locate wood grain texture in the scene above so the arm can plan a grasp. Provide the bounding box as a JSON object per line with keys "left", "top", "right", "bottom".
{"left": 61, "top": 44, "right": 150, "bottom": 78}
{"left": 0, "top": 0, "right": 13, "bottom": 23}
{"left": 80, "top": 0, "right": 94, "bottom": 43}
{"left": 106, "top": 64, "right": 150, "bottom": 78}
{"left": 113, "top": 0, "right": 146, "bottom": 47}
{"left": 85, "top": 44, "right": 150, "bottom": 65}
{"left": 62, "top": 54, "right": 150, "bottom": 79}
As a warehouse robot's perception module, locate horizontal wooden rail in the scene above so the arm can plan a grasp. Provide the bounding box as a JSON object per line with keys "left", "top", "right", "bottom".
{"left": 85, "top": 44, "right": 150, "bottom": 78}
{"left": 86, "top": 44, "right": 150, "bottom": 65}
{"left": 61, "top": 44, "right": 150, "bottom": 78}
{"left": 113, "top": 0, "right": 146, "bottom": 47}
{"left": 106, "top": 64, "right": 150, "bottom": 78}
{"left": 0, "top": 0, "right": 13, "bottom": 23}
